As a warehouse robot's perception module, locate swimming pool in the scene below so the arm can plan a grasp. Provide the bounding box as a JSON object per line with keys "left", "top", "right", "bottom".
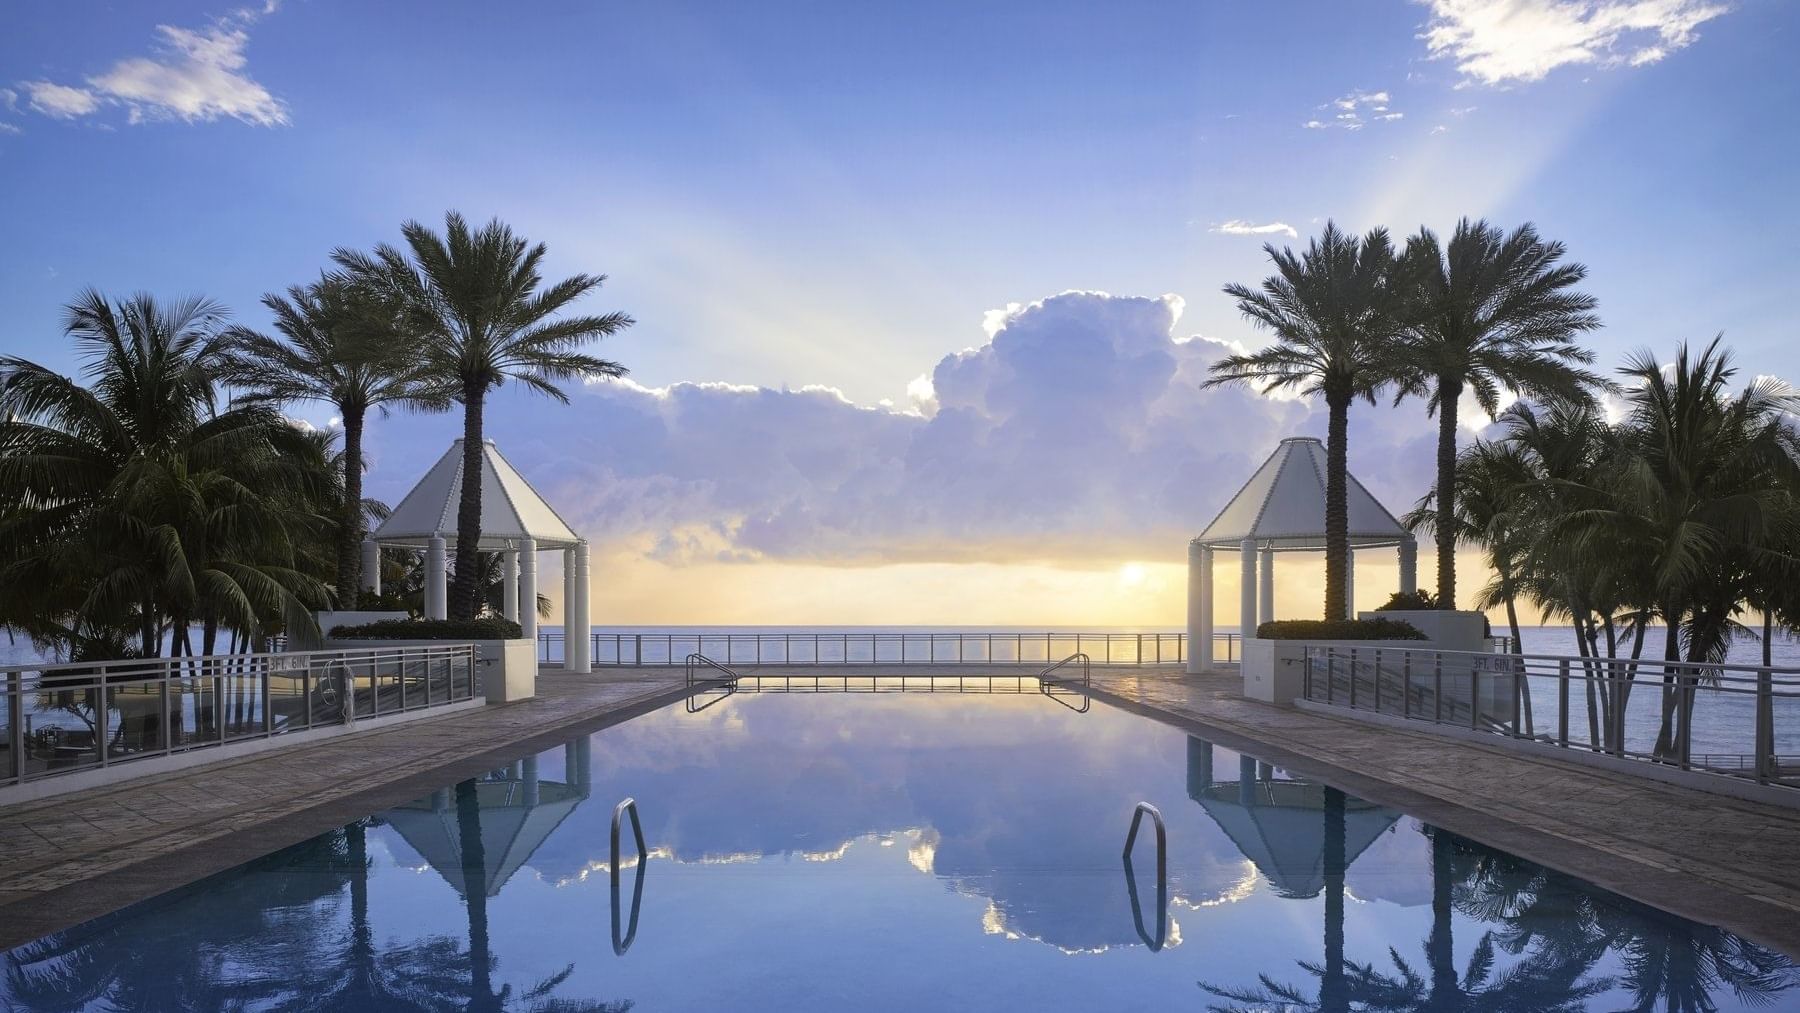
{"left": 5, "top": 689, "right": 1795, "bottom": 1011}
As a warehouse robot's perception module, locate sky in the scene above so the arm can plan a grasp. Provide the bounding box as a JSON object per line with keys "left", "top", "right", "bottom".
{"left": 2, "top": 0, "right": 1796, "bottom": 625}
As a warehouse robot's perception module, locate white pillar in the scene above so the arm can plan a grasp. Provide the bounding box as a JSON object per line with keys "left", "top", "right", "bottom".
{"left": 1186, "top": 540, "right": 1204, "bottom": 674}
{"left": 1398, "top": 536, "right": 1418, "bottom": 596}
{"left": 562, "top": 546, "right": 576, "bottom": 667}
{"left": 361, "top": 539, "right": 381, "bottom": 594}
{"left": 518, "top": 537, "right": 538, "bottom": 643}
{"left": 425, "top": 535, "right": 447, "bottom": 620}
{"left": 1200, "top": 546, "right": 1214, "bottom": 670}
{"left": 570, "top": 540, "right": 591, "bottom": 674}
{"left": 1240, "top": 538, "right": 1258, "bottom": 640}
{"left": 502, "top": 548, "right": 519, "bottom": 622}
{"left": 1345, "top": 549, "right": 1356, "bottom": 618}
{"left": 1259, "top": 547, "right": 1275, "bottom": 627}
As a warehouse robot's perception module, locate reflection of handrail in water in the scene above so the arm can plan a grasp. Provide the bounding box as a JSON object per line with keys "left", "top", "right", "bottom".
{"left": 1122, "top": 801, "right": 1167, "bottom": 952}
{"left": 1038, "top": 652, "right": 1091, "bottom": 713}
{"left": 611, "top": 797, "right": 648, "bottom": 954}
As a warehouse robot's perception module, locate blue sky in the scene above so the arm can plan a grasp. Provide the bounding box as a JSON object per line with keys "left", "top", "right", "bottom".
{"left": 3, "top": 1, "right": 1797, "bottom": 621}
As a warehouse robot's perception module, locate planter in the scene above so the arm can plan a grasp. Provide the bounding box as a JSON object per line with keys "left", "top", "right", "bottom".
{"left": 321, "top": 636, "right": 539, "bottom": 703}
{"left": 1359, "top": 609, "right": 1486, "bottom": 652}
{"left": 1242, "top": 637, "right": 1435, "bottom": 706}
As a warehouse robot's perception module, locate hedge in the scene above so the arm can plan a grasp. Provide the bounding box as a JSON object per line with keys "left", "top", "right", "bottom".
{"left": 329, "top": 616, "right": 523, "bottom": 641}
{"left": 1255, "top": 618, "right": 1426, "bottom": 641}
{"left": 1374, "top": 590, "right": 1439, "bottom": 611}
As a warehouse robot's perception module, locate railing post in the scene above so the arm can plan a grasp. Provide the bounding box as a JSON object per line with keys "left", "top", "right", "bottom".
{"left": 1373, "top": 648, "right": 1382, "bottom": 713}
{"left": 1511, "top": 665, "right": 1522, "bottom": 739}
{"left": 1470, "top": 662, "right": 1480, "bottom": 730}
{"left": 1679, "top": 670, "right": 1694, "bottom": 770}
{"left": 1434, "top": 654, "right": 1443, "bottom": 724}
{"left": 1402, "top": 653, "right": 1412, "bottom": 719}
{"left": 1348, "top": 648, "right": 1358, "bottom": 709}
{"left": 1558, "top": 659, "right": 1570, "bottom": 748}
{"left": 1326, "top": 650, "right": 1336, "bottom": 705}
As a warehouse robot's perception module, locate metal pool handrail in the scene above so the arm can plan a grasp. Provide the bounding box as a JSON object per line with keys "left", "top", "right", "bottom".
{"left": 611, "top": 797, "right": 648, "bottom": 955}
{"left": 1122, "top": 801, "right": 1167, "bottom": 952}
{"left": 1038, "top": 652, "right": 1091, "bottom": 713}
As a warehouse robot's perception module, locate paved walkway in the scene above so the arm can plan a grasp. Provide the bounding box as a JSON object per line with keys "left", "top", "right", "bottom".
{"left": 3, "top": 664, "right": 1799, "bottom": 958}
{"left": 1084, "top": 669, "right": 1800, "bottom": 957}
{"left": 0, "top": 670, "right": 691, "bottom": 950}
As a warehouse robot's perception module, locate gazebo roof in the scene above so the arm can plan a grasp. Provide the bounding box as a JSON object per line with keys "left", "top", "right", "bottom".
{"left": 1196, "top": 437, "right": 1409, "bottom": 551}
{"left": 384, "top": 777, "right": 587, "bottom": 898}
{"left": 1190, "top": 779, "right": 1399, "bottom": 899}
{"left": 371, "top": 439, "right": 581, "bottom": 550}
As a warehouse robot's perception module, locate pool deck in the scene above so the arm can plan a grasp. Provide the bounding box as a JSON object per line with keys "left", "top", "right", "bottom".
{"left": 3, "top": 664, "right": 1799, "bottom": 958}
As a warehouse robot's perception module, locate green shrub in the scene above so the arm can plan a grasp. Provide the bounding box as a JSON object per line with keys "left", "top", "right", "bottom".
{"left": 1256, "top": 618, "right": 1426, "bottom": 641}
{"left": 329, "top": 616, "right": 523, "bottom": 641}
{"left": 353, "top": 590, "right": 415, "bottom": 613}
{"left": 1374, "top": 590, "right": 1439, "bottom": 611}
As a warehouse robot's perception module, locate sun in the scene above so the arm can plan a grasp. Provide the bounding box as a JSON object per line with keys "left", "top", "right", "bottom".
{"left": 1116, "top": 563, "right": 1148, "bottom": 589}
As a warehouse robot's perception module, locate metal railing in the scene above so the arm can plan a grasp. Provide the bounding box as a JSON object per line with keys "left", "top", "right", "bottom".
{"left": 1302, "top": 644, "right": 1800, "bottom": 790}
{"left": 610, "top": 797, "right": 647, "bottom": 955}
{"left": 1122, "top": 802, "right": 1167, "bottom": 952}
{"left": 1038, "top": 652, "right": 1091, "bottom": 712}
{"left": 2, "top": 644, "right": 479, "bottom": 789}
{"left": 543, "top": 630, "right": 1241, "bottom": 668}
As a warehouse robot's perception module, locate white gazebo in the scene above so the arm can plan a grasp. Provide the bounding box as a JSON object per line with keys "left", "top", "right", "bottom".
{"left": 363, "top": 438, "right": 592, "bottom": 673}
{"left": 1187, "top": 436, "right": 1415, "bottom": 673}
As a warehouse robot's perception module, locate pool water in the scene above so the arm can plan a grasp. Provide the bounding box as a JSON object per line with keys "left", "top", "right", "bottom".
{"left": 5, "top": 689, "right": 1795, "bottom": 1011}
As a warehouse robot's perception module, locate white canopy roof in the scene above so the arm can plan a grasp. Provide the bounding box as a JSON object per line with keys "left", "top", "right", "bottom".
{"left": 371, "top": 438, "right": 581, "bottom": 550}
{"left": 1196, "top": 436, "right": 1409, "bottom": 551}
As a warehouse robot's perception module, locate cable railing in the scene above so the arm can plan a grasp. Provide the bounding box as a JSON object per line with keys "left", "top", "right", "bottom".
{"left": 1301, "top": 644, "right": 1800, "bottom": 790}
{"left": 542, "top": 630, "right": 1241, "bottom": 668}
{"left": 1, "top": 644, "right": 480, "bottom": 789}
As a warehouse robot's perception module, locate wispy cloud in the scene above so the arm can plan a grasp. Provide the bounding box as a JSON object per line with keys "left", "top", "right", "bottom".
{"left": 1306, "top": 89, "right": 1403, "bottom": 130}
{"left": 1418, "top": 0, "right": 1731, "bottom": 86}
{"left": 1209, "top": 219, "right": 1299, "bottom": 239}
{"left": 15, "top": 2, "right": 288, "bottom": 128}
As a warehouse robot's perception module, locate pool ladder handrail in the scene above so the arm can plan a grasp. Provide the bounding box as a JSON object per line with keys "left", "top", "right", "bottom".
{"left": 1038, "top": 652, "right": 1091, "bottom": 712}
{"left": 684, "top": 653, "right": 741, "bottom": 712}
{"left": 611, "top": 797, "right": 648, "bottom": 954}
{"left": 1122, "top": 801, "right": 1167, "bottom": 951}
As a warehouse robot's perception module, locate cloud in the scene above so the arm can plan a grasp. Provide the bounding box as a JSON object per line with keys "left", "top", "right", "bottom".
{"left": 0, "top": 123, "right": 19, "bottom": 135}
{"left": 1309, "top": 89, "right": 1403, "bottom": 130}
{"left": 22, "top": 81, "right": 99, "bottom": 118}
{"left": 16, "top": 3, "right": 287, "bottom": 127}
{"left": 1209, "top": 220, "right": 1300, "bottom": 239}
{"left": 1418, "top": 0, "right": 1731, "bottom": 86}
{"left": 390, "top": 291, "right": 1441, "bottom": 569}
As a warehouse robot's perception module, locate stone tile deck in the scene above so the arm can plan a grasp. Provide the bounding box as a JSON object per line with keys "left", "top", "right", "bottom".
{"left": 3, "top": 664, "right": 1799, "bottom": 958}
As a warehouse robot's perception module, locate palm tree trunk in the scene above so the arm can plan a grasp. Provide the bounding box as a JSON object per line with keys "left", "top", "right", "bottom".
{"left": 1434, "top": 377, "right": 1462, "bottom": 610}
{"left": 1321, "top": 787, "right": 1348, "bottom": 1013}
{"left": 1764, "top": 609, "right": 1774, "bottom": 669}
{"left": 455, "top": 779, "right": 498, "bottom": 1009}
{"left": 448, "top": 387, "right": 486, "bottom": 621}
{"left": 1428, "top": 828, "right": 1457, "bottom": 1008}
{"left": 1654, "top": 612, "right": 1682, "bottom": 759}
{"left": 1324, "top": 390, "right": 1350, "bottom": 621}
{"left": 337, "top": 406, "right": 366, "bottom": 602}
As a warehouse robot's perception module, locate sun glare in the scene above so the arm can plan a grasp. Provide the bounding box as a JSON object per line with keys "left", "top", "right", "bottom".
{"left": 1116, "top": 563, "right": 1148, "bottom": 588}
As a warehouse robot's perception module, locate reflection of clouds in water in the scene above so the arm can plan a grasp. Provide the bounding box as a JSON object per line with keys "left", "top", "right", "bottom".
{"left": 524, "top": 695, "right": 1281, "bottom": 952}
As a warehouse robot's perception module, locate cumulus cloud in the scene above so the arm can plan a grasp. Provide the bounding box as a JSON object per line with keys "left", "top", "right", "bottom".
{"left": 16, "top": 3, "right": 287, "bottom": 127}
{"left": 1308, "top": 89, "right": 1403, "bottom": 130}
{"left": 388, "top": 291, "right": 1442, "bottom": 569}
{"left": 1209, "top": 220, "right": 1300, "bottom": 239}
{"left": 1418, "top": 0, "right": 1731, "bottom": 86}
{"left": 22, "top": 81, "right": 99, "bottom": 119}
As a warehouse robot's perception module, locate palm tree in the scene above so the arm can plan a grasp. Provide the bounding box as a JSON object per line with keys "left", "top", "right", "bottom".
{"left": 1206, "top": 222, "right": 1407, "bottom": 620}
{"left": 219, "top": 275, "right": 446, "bottom": 599}
{"left": 1395, "top": 219, "right": 1603, "bottom": 610}
{"left": 0, "top": 291, "right": 330, "bottom": 658}
{"left": 1602, "top": 339, "right": 1800, "bottom": 757}
{"left": 336, "top": 214, "right": 633, "bottom": 620}
{"left": 1405, "top": 439, "right": 1535, "bottom": 652}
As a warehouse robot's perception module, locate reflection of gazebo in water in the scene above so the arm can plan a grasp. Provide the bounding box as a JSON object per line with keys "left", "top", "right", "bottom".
{"left": 1185, "top": 737, "right": 1397, "bottom": 898}
{"left": 385, "top": 740, "right": 593, "bottom": 897}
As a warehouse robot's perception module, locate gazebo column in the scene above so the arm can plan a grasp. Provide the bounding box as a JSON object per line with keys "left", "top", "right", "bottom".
{"left": 425, "top": 534, "right": 448, "bottom": 620}
{"left": 569, "top": 540, "right": 592, "bottom": 674}
{"left": 502, "top": 547, "right": 519, "bottom": 622}
{"left": 1240, "top": 538, "right": 1258, "bottom": 640}
{"left": 562, "top": 546, "right": 576, "bottom": 667}
{"left": 360, "top": 539, "right": 381, "bottom": 595}
{"left": 1398, "top": 536, "right": 1418, "bottom": 596}
{"left": 1187, "top": 540, "right": 1207, "bottom": 674}
{"left": 518, "top": 537, "right": 538, "bottom": 645}
{"left": 1259, "top": 547, "right": 1275, "bottom": 627}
